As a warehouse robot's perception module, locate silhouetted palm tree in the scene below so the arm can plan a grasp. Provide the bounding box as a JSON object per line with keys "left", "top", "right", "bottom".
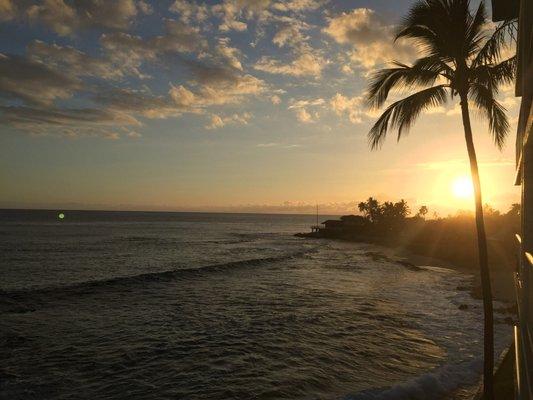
{"left": 365, "top": 1, "right": 515, "bottom": 398}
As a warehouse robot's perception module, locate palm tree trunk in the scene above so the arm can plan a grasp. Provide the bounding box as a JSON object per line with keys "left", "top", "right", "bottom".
{"left": 459, "top": 93, "right": 494, "bottom": 400}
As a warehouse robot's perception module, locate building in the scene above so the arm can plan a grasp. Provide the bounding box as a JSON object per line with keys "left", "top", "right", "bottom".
{"left": 321, "top": 219, "right": 344, "bottom": 231}
{"left": 491, "top": 0, "right": 533, "bottom": 397}
{"left": 340, "top": 215, "right": 367, "bottom": 227}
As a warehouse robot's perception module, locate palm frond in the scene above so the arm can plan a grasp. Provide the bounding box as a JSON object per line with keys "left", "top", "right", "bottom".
{"left": 464, "top": 1, "right": 487, "bottom": 57}
{"left": 366, "top": 57, "right": 449, "bottom": 109}
{"left": 395, "top": 1, "right": 446, "bottom": 58}
{"left": 396, "top": 0, "right": 484, "bottom": 61}
{"left": 471, "top": 56, "right": 516, "bottom": 92}
{"left": 369, "top": 85, "right": 448, "bottom": 150}
{"left": 472, "top": 19, "right": 518, "bottom": 67}
{"left": 469, "top": 83, "right": 509, "bottom": 148}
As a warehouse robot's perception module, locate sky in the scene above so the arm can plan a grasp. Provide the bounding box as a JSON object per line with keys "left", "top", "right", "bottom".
{"left": 0, "top": 0, "right": 521, "bottom": 216}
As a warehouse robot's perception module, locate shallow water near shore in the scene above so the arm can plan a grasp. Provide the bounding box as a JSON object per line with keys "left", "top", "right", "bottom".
{"left": 1, "top": 210, "right": 512, "bottom": 399}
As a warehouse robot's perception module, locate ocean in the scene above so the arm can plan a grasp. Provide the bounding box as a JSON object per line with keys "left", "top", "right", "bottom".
{"left": 0, "top": 210, "right": 512, "bottom": 399}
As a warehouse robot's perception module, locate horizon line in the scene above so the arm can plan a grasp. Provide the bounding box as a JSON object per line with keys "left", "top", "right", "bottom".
{"left": 0, "top": 207, "right": 344, "bottom": 217}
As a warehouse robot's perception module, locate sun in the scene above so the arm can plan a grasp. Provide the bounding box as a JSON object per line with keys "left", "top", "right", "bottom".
{"left": 452, "top": 176, "right": 474, "bottom": 199}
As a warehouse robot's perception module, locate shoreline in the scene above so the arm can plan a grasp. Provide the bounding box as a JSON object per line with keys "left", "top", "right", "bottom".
{"left": 300, "top": 234, "right": 517, "bottom": 309}
{"left": 388, "top": 243, "right": 516, "bottom": 306}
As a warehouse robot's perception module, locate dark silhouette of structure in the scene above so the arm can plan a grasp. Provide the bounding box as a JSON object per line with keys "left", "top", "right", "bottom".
{"left": 491, "top": 0, "right": 533, "bottom": 397}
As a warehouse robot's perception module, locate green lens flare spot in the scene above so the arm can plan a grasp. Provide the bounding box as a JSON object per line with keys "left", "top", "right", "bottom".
{"left": 58, "top": 213, "right": 65, "bottom": 220}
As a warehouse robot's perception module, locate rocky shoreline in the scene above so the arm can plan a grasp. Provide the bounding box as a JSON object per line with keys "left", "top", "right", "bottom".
{"left": 296, "top": 232, "right": 517, "bottom": 323}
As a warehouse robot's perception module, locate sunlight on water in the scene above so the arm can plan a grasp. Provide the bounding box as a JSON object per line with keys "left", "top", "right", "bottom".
{"left": 0, "top": 211, "right": 512, "bottom": 400}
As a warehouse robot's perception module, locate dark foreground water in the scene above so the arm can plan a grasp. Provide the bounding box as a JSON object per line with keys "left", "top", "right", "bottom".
{"left": 0, "top": 210, "right": 511, "bottom": 399}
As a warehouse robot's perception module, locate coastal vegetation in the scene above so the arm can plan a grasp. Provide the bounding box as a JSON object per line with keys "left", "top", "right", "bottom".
{"left": 364, "top": 0, "right": 516, "bottom": 396}
{"left": 302, "top": 196, "right": 519, "bottom": 300}
{"left": 316, "top": 197, "right": 518, "bottom": 253}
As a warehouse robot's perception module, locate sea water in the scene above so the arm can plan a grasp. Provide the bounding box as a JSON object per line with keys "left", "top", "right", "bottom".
{"left": 0, "top": 210, "right": 512, "bottom": 399}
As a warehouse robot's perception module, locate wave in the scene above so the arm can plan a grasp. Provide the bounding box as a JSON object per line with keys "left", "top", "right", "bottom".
{"left": 347, "top": 359, "right": 481, "bottom": 400}
{"left": 0, "top": 249, "right": 315, "bottom": 313}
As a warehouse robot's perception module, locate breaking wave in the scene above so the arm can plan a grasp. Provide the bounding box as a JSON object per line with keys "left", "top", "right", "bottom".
{"left": 0, "top": 249, "right": 315, "bottom": 314}
{"left": 348, "top": 359, "right": 482, "bottom": 400}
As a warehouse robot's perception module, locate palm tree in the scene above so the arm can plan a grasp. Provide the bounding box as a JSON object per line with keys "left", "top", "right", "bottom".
{"left": 365, "top": 0, "right": 515, "bottom": 398}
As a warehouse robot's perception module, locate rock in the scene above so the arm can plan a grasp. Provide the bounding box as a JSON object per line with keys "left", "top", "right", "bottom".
{"left": 458, "top": 304, "right": 468, "bottom": 310}
{"left": 397, "top": 260, "right": 422, "bottom": 271}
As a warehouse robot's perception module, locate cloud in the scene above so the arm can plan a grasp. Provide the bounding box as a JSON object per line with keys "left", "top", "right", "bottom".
{"left": 323, "top": 8, "right": 414, "bottom": 70}
{"left": 206, "top": 114, "right": 226, "bottom": 129}
{"left": 288, "top": 98, "right": 325, "bottom": 109}
{"left": 0, "top": 105, "right": 140, "bottom": 138}
{"left": 271, "top": 95, "right": 282, "bottom": 104}
{"left": 2, "top": 0, "right": 387, "bottom": 141}
{"left": 181, "top": 59, "right": 267, "bottom": 105}
{"left": 196, "top": 73, "right": 266, "bottom": 104}
{"left": 256, "top": 142, "right": 301, "bottom": 148}
{"left": 1, "top": 79, "right": 227, "bottom": 138}
{"left": 254, "top": 51, "right": 326, "bottom": 77}
{"left": 207, "top": 200, "right": 361, "bottom": 214}
{"left": 251, "top": 6, "right": 328, "bottom": 79}
{"left": 169, "top": 85, "right": 201, "bottom": 108}
{"left": 205, "top": 112, "right": 252, "bottom": 129}
{"left": 271, "top": 16, "right": 310, "bottom": 49}
{"left": 169, "top": 0, "right": 209, "bottom": 24}
{"left": 0, "top": 53, "right": 82, "bottom": 106}
{"left": 14, "top": 0, "right": 146, "bottom": 36}
{"left": 96, "top": 81, "right": 261, "bottom": 121}
{"left": 211, "top": 37, "right": 244, "bottom": 71}
{"left": 0, "top": 105, "right": 136, "bottom": 126}
{"left": 92, "top": 69, "right": 264, "bottom": 122}
{"left": 294, "top": 107, "right": 317, "bottom": 123}
{"left": 100, "top": 19, "right": 207, "bottom": 78}
{"left": 137, "top": 1, "right": 152, "bottom": 15}
{"left": 27, "top": 40, "right": 122, "bottom": 80}
{"left": 287, "top": 97, "right": 323, "bottom": 123}
{"left": 0, "top": 0, "right": 17, "bottom": 21}
{"left": 25, "top": 0, "right": 78, "bottom": 36}
{"left": 94, "top": 88, "right": 186, "bottom": 119}
{"left": 212, "top": 0, "right": 254, "bottom": 32}
{"left": 271, "top": 0, "right": 326, "bottom": 12}
{"left": 272, "top": 24, "right": 301, "bottom": 47}
{"left": 329, "top": 93, "right": 365, "bottom": 124}
{"left": 197, "top": 0, "right": 326, "bottom": 36}
{"left": 1, "top": 54, "right": 261, "bottom": 138}
{"left": 99, "top": 20, "right": 253, "bottom": 83}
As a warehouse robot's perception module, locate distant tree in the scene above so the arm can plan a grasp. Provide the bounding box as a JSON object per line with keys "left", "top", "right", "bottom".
{"left": 380, "top": 200, "right": 410, "bottom": 230}
{"left": 359, "top": 198, "right": 410, "bottom": 227}
{"left": 394, "top": 199, "right": 410, "bottom": 218}
{"left": 507, "top": 203, "right": 520, "bottom": 218}
{"left": 358, "top": 201, "right": 368, "bottom": 218}
{"left": 380, "top": 201, "right": 395, "bottom": 220}
{"left": 417, "top": 205, "right": 429, "bottom": 219}
{"left": 483, "top": 204, "right": 500, "bottom": 217}
{"left": 365, "top": 1, "right": 516, "bottom": 395}
{"left": 358, "top": 197, "right": 381, "bottom": 223}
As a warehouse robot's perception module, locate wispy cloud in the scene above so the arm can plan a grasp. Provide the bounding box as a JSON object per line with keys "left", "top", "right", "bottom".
{"left": 2, "top": 0, "right": 147, "bottom": 36}
{"left": 256, "top": 142, "right": 302, "bottom": 148}
{"left": 205, "top": 112, "right": 252, "bottom": 129}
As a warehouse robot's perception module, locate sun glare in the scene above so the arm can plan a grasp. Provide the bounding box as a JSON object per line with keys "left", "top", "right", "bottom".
{"left": 452, "top": 176, "right": 474, "bottom": 199}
